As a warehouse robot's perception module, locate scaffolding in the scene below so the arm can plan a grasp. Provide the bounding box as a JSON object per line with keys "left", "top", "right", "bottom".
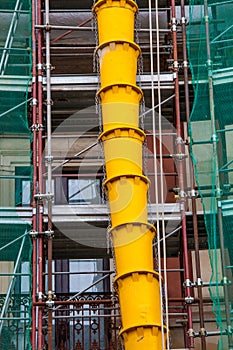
{"left": 0, "top": 0, "right": 232, "bottom": 349}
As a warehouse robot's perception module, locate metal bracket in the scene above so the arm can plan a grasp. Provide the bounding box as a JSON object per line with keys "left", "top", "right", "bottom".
{"left": 196, "top": 277, "right": 203, "bottom": 287}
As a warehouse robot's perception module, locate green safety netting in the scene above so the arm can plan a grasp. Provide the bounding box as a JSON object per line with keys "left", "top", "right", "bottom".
{"left": 188, "top": 0, "right": 233, "bottom": 348}
{"left": 0, "top": 0, "right": 32, "bottom": 134}
{"left": 0, "top": 0, "right": 32, "bottom": 349}
{"left": 0, "top": 225, "right": 32, "bottom": 350}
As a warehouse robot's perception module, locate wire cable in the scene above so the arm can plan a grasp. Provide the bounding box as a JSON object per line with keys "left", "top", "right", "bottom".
{"left": 148, "top": 0, "right": 165, "bottom": 347}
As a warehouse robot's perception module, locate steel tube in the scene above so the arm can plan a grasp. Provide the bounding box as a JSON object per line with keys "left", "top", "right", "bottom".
{"left": 36, "top": 0, "right": 44, "bottom": 347}
{"left": 44, "top": 1, "right": 53, "bottom": 349}
{"left": 171, "top": 0, "right": 194, "bottom": 348}
{"left": 31, "top": 0, "right": 37, "bottom": 348}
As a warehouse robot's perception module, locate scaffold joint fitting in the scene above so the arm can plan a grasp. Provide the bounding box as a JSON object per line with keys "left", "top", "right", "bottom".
{"left": 38, "top": 291, "right": 45, "bottom": 300}
{"left": 30, "top": 98, "right": 37, "bottom": 106}
{"left": 44, "top": 23, "right": 51, "bottom": 32}
{"left": 187, "top": 328, "right": 195, "bottom": 338}
{"left": 183, "top": 279, "right": 194, "bottom": 288}
{"left": 46, "top": 299, "right": 54, "bottom": 309}
{"left": 45, "top": 230, "right": 54, "bottom": 238}
{"left": 29, "top": 230, "right": 38, "bottom": 239}
{"left": 45, "top": 155, "right": 53, "bottom": 163}
{"left": 189, "top": 189, "right": 198, "bottom": 198}
{"left": 199, "top": 327, "right": 207, "bottom": 337}
{"left": 31, "top": 123, "right": 44, "bottom": 131}
{"left": 172, "top": 153, "right": 186, "bottom": 161}
{"left": 196, "top": 277, "right": 203, "bottom": 286}
{"left": 185, "top": 296, "right": 194, "bottom": 304}
{"left": 34, "top": 193, "right": 54, "bottom": 201}
{"left": 181, "top": 16, "right": 188, "bottom": 25}
{"left": 227, "top": 325, "right": 233, "bottom": 335}
{"left": 222, "top": 276, "right": 231, "bottom": 286}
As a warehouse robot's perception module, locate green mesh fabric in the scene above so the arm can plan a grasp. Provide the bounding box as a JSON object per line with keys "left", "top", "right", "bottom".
{"left": 188, "top": 0, "right": 233, "bottom": 348}
{"left": 0, "top": 0, "right": 32, "bottom": 134}
{"left": 0, "top": 1, "right": 32, "bottom": 349}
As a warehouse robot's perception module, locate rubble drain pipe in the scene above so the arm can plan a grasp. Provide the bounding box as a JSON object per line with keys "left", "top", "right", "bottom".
{"left": 93, "top": 1, "right": 167, "bottom": 349}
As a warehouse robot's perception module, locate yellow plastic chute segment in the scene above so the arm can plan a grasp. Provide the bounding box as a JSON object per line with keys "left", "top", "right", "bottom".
{"left": 99, "top": 127, "right": 145, "bottom": 178}
{"left": 97, "top": 41, "right": 140, "bottom": 87}
{"left": 115, "top": 272, "right": 162, "bottom": 329}
{"left": 120, "top": 326, "right": 167, "bottom": 350}
{"left": 105, "top": 175, "right": 149, "bottom": 227}
{"left": 99, "top": 83, "right": 143, "bottom": 103}
{"left": 99, "top": 84, "right": 143, "bottom": 131}
{"left": 110, "top": 223, "right": 155, "bottom": 271}
{"left": 93, "top": 0, "right": 137, "bottom": 43}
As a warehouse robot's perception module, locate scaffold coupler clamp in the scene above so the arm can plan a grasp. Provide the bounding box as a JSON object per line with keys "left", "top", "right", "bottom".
{"left": 222, "top": 276, "right": 231, "bottom": 286}
{"left": 181, "top": 16, "right": 188, "bottom": 26}
{"left": 196, "top": 277, "right": 203, "bottom": 287}
{"left": 38, "top": 291, "right": 46, "bottom": 301}
{"left": 31, "top": 123, "right": 44, "bottom": 131}
{"left": 185, "top": 295, "right": 194, "bottom": 304}
{"left": 45, "top": 229, "right": 54, "bottom": 238}
{"left": 187, "top": 328, "right": 195, "bottom": 338}
{"left": 29, "top": 230, "right": 39, "bottom": 239}
{"left": 34, "top": 193, "right": 54, "bottom": 202}
{"left": 227, "top": 325, "right": 233, "bottom": 335}
{"left": 30, "top": 98, "right": 38, "bottom": 106}
{"left": 188, "top": 189, "right": 199, "bottom": 198}
{"left": 183, "top": 279, "right": 195, "bottom": 288}
{"left": 170, "top": 17, "right": 178, "bottom": 32}
{"left": 46, "top": 290, "right": 55, "bottom": 309}
{"left": 199, "top": 327, "right": 207, "bottom": 337}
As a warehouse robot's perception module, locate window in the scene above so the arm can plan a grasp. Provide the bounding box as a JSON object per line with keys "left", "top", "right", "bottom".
{"left": 15, "top": 166, "right": 31, "bottom": 206}
{"left": 68, "top": 178, "right": 101, "bottom": 205}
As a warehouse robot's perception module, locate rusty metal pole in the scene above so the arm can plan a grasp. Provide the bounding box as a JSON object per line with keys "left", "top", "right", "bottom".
{"left": 45, "top": 0, "right": 54, "bottom": 348}
{"left": 36, "top": 0, "right": 45, "bottom": 347}
{"left": 31, "top": 0, "right": 37, "bottom": 348}
{"left": 180, "top": 1, "right": 207, "bottom": 349}
{"left": 170, "top": 0, "right": 194, "bottom": 347}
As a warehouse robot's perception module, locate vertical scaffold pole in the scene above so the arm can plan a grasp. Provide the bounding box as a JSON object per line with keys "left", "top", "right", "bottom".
{"left": 93, "top": 1, "right": 167, "bottom": 349}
